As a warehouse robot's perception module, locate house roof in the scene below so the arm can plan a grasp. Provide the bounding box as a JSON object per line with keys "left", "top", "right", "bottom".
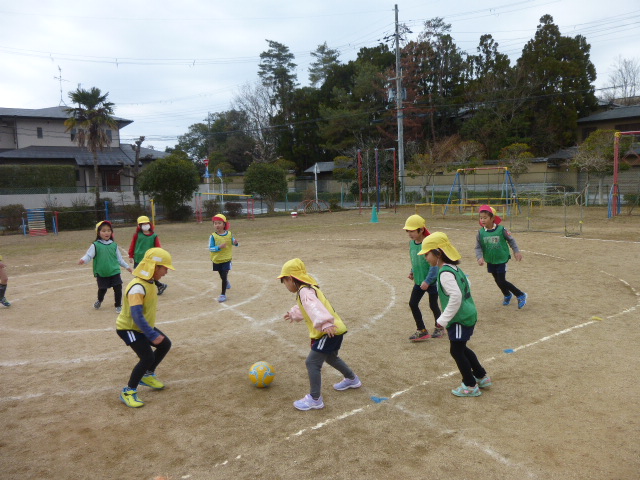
{"left": 0, "top": 106, "right": 133, "bottom": 128}
{"left": 0, "top": 145, "right": 167, "bottom": 166}
{"left": 304, "top": 162, "right": 335, "bottom": 174}
{"left": 577, "top": 105, "right": 640, "bottom": 125}
{"left": 546, "top": 146, "right": 578, "bottom": 160}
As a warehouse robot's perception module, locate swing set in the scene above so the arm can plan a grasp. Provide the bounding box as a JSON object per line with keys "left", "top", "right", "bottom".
{"left": 443, "top": 166, "right": 520, "bottom": 216}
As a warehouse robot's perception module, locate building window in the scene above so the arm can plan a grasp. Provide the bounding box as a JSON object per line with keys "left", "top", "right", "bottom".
{"left": 37, "top": 127, "right": 43, "bottom": 138}
{"left": 70, "top": 128, "right": 76, "bottom": 142}
{"left": 106, "top": 130, "right": 112, "bottom": 141}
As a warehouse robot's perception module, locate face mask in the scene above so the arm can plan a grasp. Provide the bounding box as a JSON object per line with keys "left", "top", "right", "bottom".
{"left": 141, "top": 224, "right": 151, "bottom": 232}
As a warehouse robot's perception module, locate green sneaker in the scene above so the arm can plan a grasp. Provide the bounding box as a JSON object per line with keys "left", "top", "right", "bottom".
{"left": 451, "top": 383, "right": 481, "bottom": 397}
{"left": 474, "top": 375, "right": 493, "bottom": 389}
{"left": 139, "top": 373, "right": 165, "bottom": 390}
{"left": 120, "top": 387, "right": 144, "bottom": 408}
{"left": 0, "top": 297, "right": 11, "bottom": 307}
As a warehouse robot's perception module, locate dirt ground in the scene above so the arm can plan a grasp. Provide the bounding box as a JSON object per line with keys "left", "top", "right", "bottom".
{"left": 1, "top": 206, "right": 639, "bottom": 480}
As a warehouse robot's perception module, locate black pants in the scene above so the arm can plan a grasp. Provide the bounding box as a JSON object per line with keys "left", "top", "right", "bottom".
{"left": 218, "top": 270, "right": 228, "bottom": 295}
{"left": 127, "top": 333, "right": 172, "bottom": 389}
{"left": 409, "top": 284, "right": 441, "bottom": 331}
{"left": 450, "top": 341, "right": 486, "bottom": 387}
{"left": 97, "top": 284, "right": 123, "bottom": 307}
{"left": 490, "top": 272, "right": 523, "bottom": 297}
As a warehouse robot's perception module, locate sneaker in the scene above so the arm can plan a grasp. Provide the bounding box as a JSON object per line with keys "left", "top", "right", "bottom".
{"left": 409, "top": 329, "right": 431, "bottom": 342}
{"left": 115, "top": 306, "right": 122, "bottom": 314}
{"left": 139, "top": 373, "right": 165, "bottom": 390}
{"left": 226, "top": 281, "right": 231, "bottom": 290}
{"left": 157, "top": 283, "right": 168, "bottom": 296}
{"left": 517, "top": 293, "right": 527, "bottom": 309}
{"left": 293, "top": 394, "right": 324, "bottom": 411}
{"left": 431, "top": 326, "right": 445, "bottom": 338}
{"left": 0, "top": 297, "right": 10, "bottom": 307}
{"left": 218, "top": 294, "right": 227, "bottom": 303}
{"left": 503, "top": 293, "right": 513, "bottom": 306}
{"left": 333, "top": 375, "right": 362, "bottom": 391}
{"left": 120, "top": 387, "right": 144, "bottom": 408}
{"left": 451, "top": 383, "right": 481, "bottom": 397}
{"left": 93, "top": 300, "right": 102, "bottom": 309}
{"left": 475, "top": 375, "right": 493, "bottom": 389}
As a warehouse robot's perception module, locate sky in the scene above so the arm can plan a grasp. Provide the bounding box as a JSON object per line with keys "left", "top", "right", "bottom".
{"left": 1, "top": 0, "right": 638, "bottom": 152}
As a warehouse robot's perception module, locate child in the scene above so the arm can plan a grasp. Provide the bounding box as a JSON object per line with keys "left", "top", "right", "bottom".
{"left": 419, "top": 232, "right": 492, "bottom": 397}
{"left": 475, "top": 205, "right": 527, "bottom": 308}
{"left": 209, "top": 214, "right": 239, "bottom": 303}
{"left": 116, "top": 247, "right": 174, "bottom": 408}
{"left": 0, "top": 254, "right": 10, "bottom": 307}
{"left": 79, "top": 221, "right": 133, "bottom": 313}
{"left": 403, "top": 214, "right": 443, "bottom": 341}
{"left": 278, "top": 258, "right": 361, "bottom": 411}
{"left": 128, "top": 215, "right": 168, "bottom": 295}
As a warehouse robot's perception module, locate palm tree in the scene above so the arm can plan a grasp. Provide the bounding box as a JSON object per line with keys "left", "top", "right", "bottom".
{"left": 65, "top": 87, "right": 118, "bottom": 212}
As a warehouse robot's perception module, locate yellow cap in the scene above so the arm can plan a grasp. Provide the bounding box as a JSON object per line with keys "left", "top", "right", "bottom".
{"left": 418, "top": 232, "right": 462, "bottom": 261}
{"left": 133, "top": 247, "right": 175, "bottom": 280}
{"left": 277, "top": 258, "right": 318, "bottom": 285}
{"left": 403, "top": 214, "right": 426, "bottom": 231}
{"left": 212, "top": 214, "right": 227, "bottom": 223}
{"left": 95, "top": 220, "right": 112, "bottom": 233}
{"left": 137, "top": 215, "right": 150, "bottom": 225}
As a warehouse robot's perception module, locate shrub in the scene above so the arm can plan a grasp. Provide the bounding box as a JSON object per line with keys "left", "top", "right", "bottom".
{"left": 166, "top": 205, "right": 193, "bottom": 222}
{"left": 203, "top": 198, "right": 220, "bottom": 219}
{"left": 55, "top": 206, "right": 98, "bottom": 231}
{"left": 122, "top": 204, "right": 148, "bottom": 224}
{"left": 224, "top": 202, "right": 243, "bottom": 218}
{"left": 0, "top": 204, "right": 26, "bottom": 233}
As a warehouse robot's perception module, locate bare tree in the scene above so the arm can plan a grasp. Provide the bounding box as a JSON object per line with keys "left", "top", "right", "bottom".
{"left": 232, "top": 82, "right": 278, "bottom": 163}
{"left": 407, "top": 135, "right": 461, "bottom": 200}
{"left": 603, "top": 56, "right": 640, "bottom": 105}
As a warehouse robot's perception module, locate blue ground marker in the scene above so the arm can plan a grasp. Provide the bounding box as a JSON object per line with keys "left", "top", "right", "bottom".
{"left": 371, "top": 396, "right": 389, "bottom": 403}
{"left": 503, "top": 348, "right": 514, "bottom": 353}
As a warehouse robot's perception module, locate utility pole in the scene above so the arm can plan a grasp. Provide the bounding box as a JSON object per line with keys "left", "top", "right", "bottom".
{"left": 394, "top": 4, "right": 405, "bottom": 204}
{"left": 131, "top": 136, "right": 145, "bottom": 207}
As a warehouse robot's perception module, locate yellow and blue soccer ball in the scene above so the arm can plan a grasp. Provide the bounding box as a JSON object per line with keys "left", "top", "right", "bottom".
{"left": 249, "top": 361, "right": 275, "bottom": 388}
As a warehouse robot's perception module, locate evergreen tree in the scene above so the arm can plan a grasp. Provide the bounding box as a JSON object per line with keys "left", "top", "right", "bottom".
{"left": 517, "top": 15, "right": 598, "bottom": 154}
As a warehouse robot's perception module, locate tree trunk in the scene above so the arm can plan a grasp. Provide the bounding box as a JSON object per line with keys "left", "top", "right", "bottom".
{"left": 93, "top": 153, "right": 101, "bottom": 218}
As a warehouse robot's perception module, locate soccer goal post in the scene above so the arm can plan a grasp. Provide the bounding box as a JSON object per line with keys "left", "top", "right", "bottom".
{"left": 610, "top": 130, "right": 640, "bottom": 218}
{"left": 196, "top": 192, "right": 255, "bottom": 222}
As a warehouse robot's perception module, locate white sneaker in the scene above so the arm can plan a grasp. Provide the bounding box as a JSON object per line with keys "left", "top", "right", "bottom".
{"left": 293, "top": 394, "right": 324, "bottom": 411}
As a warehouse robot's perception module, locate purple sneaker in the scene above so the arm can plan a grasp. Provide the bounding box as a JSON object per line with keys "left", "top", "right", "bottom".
{"left": 293, "top": 394, "right": 324, "bottom": 411}
{"left": 333, "top": 375, "right": 362, "bottom": 391}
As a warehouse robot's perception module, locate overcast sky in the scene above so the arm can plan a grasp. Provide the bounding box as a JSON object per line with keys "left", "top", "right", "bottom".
{"left": 1, "top": 0, "right": 638, "bottom": 151}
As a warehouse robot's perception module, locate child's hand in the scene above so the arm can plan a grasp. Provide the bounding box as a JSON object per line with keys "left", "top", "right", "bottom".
{"left": 477, "top": 258, "right": 485, "bottom": 266}
{"left": 129, "top": 257, "right": 134, "bottom": 264}
{"left": 284, "top": 312, "right": 293, "bottom": 323}
{"left": 514, "top": 252, "right": 523, "bottom": 261}
{"left": 78, "top": 259, "right": 85, "bottom": 265}
{"left": 420, "top": 281, "right": 429, "bottom": 291}
{"left": 127, "top": 267, "right": 133, "bottom": 273}
{"left": 323, "top": 325, "right": 338, "bottom": 338}
{"left": 152, "top": 334, "right": 165, "bottom": 345}
{"left": 408, "top": 272, "right": 414, "bottom": 281}
{"left": 233, "top": 240, "right": 239, "bottom": 246}
{"left": 219, "top": 242, "right": 227, "bottom": 250}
